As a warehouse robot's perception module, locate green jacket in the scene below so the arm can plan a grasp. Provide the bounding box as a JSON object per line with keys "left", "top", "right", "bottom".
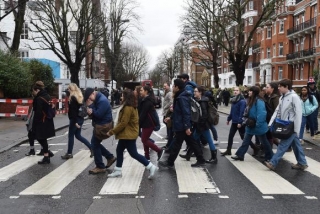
{"left": 109, "top": 105, "right": 139, "bottom": 140}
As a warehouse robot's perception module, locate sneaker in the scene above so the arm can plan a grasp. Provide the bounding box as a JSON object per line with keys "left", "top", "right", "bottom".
{"left": 291, "top": 163, "right": 308, "bottom": 170}
{"left": 191, "top": 161, "right": 206, "bottom": 167}
{"left": 106, "top": 157, "right": 117, "bottom": 168}
{"left": 61, "top": 154, "right": 73, "bottom": 160}
{"left": 299, "top": 139, "right": 305, "bottom": 145}
{"left": 147, "top": 163, "right": 158, "bottom": 179}
{"left": 89, "top": 167, "right": 107, "bottom": 174}
{"left": 312, "top": 136, "right": 316, "bottom": 140}
{"left": 158, "top": 160, "right": 174, "bottom": 169}
{"left": 157, "top": 149, "right": 165, "bottom": 161}
{"left": 265, "top": 161, "right": 275, "bottom": 170}
{"left": 214, "top": 140, "right": 220, "bottom": 145}
{"left": 108, "top": 167, "right": 122, "bottom": 178}
{"left": 25, "top": 149, "right": 35, "bottom": 156}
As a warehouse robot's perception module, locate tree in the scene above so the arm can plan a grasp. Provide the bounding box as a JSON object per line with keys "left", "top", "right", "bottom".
{"left": 28, "top": 59, "right": 55, "bottom": 93}
{"left": 183, "top": 0, "right": 283, "bottom": 86}
{"left": 27, "top": 0, "right": 106, "bottom": 86}
{"left": 154, "top": 49, "right": 180, "bottom": 82}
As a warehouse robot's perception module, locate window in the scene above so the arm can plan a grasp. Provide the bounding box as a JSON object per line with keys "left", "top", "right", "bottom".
{"left": 19, "top": 50, "right": 29, "bottom": 59}
{"left": 314, "top": 33, "right": 317, "bottom": 47}
{"left": 279, "top": 20, "right": 284, "bottom": 33}
{"left": 21, "top": 22, "right": 28, "bottom": 39}
{"left": 229, "top": 77, "right": 233, "bottom": 84}
{"left": 261, "top": 48, "right": 264, "bottom": 59}
{"left": 301, "top": 37, "right": 305, "bottom": 50}
{"left": 249, "top": 1, "right": 253, "bottom": 10}
{"left": 273, "top": 22, "right": 277, "bottom": 35}
{"left": 224, "top": 79, "right": 226, "bottom": 85}
{"left": 273, "top": 44, "right": 276, "bottom": 56}
{"left": 279, "top": 42, "right": 283, "bottom": 56}
{"left": 267, "top": 48, "right": 271, "bottom": 58}
{"left": 295, "top": 39, "right": 299, "bottom": 51}
{"left": 295, "top": 65, "right": 299, "bottom": 80}
{"left": 248, "top": 76, "right": 252, "bottom": 84}
{"left": 249, "top": 47, "right": 252, "bottom": 55}
{"left": 300, "top": 64, "right": 304, "bottom": 80}
{"left": 278, "top": 66, "right": 283, "bottom": 80}
{"left": 267, "top": 26, "right": 271, "bottom": 38}
{"left": 248, "top": 62, "right": 252, "bottom": 69}
{"left": 248, "top": 17, "right": 253, "bottom": 25}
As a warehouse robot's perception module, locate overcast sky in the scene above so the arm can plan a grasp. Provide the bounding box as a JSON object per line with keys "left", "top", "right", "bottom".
{"left": 134, "top": 0, "right": 186, "bottom": 70}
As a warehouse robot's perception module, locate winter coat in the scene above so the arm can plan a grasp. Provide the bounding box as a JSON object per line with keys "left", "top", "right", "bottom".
{"left": 227, "top": 96, "right": 246, "bottom": 124}
{"left": 245, "top": 99, "right": 268, "bottom": 136}
{"left": 301, "top": 95, "right": 318, "bottom": 116}
{"left": 139, "top": 95, "right": 156, "bottom": 128}
{"left": 269, "top": 91, "right": 302, "bottom": 134}
{"left": 68, "top": 96, "right": 81, "bottom": 125}
{"left": 266, "top": 93, "right": 280, "bottom": 112}
{"left": 194, "top": 96, "right": 210, "bottom": 132}
{"left": 185, "top": 81, "right": 197, "bottom": 96}
{"left": 89, "top": 92, "right": 113, "bottom": 125}
{"left": 32, "top": 89, "right": 55, "bottom": 140}
{"left": 109, "top": 105, "right": 139, "bottom": 140}
{"left": 163, "top": 90, "right": 173, "bottom": 116}
{"left": 172, "top": 90, "right": 192, "bottom": 132}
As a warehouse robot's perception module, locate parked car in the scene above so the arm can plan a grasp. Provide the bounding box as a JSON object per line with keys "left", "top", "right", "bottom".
{"left": 153, "top": 88, "right": 162, "bottom": 108}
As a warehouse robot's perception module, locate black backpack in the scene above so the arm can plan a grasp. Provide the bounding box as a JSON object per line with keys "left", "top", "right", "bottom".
{"left": 207, "top": 101, "right": 219, "bottom": 125}
{"left": 190, "top": 97, "right": 202, "bottom": 123}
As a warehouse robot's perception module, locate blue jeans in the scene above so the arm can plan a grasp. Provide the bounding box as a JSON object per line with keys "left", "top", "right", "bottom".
{"left": 210, "top": 125, "right": 218, "bottom": 141}
{"left": 236, "top": 133, "right": 273, "bottom": 160}
{"left": 269, "top": 133, "right": 307, "bottom": 167}
{"left": 193, "top": 129, "right": 216, "bottom": 151}
{"left": 313, "top": 108, "right": 319, "bottom": 131}
{"left": 91, "top": 131, "right": 114, "bottom": 169}
{"left": 68, "top": 118, "right": 91, "bottom": 154}
{"left": 116, "top": 139, "right": 149, "bottom": 167}
{"left": 299, "top": 114, "right": 315, "bottom": 139}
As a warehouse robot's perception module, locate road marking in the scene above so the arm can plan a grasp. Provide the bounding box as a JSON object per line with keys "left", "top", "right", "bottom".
{"left": 305, "top": 196, "right": 318, "bottom": 199}
{"left": 218, "top": 141, "right": 239, "bottom": 144}
{"left": 52, "top": 196, "right": 61, "bottom": 199}
{"left": 218, "top": 195, "right": 229, "bottom": 199}
{"left": 19, "top": 150, "right": 93, "bottom": 195}
{"left": 175, "top": 156, "right": 219, "bottom": 194}
{"left": 262, "top": 196, "right": 274, "bottom": 199}
{"left": 99, "top": 150, "right": 145, "bottom": 195}
{"left": 223, "top": 149, "right": 304, "bottom": 195}
{"left": 135, "top": 196, "right": 145, "bottom": 198}
{"left": 178, "top": 195, "right": 188, "bottom": 198}
{"left": 0, "top": 151, "right": 58, "bottom": 182}
{"left": 9, "top": 196, "right": 19, "bottom": 199}
{"left": 152, "top": 131, "right": 164, "bottom": 139}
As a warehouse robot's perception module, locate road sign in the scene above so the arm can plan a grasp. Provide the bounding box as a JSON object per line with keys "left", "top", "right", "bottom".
{"left": 15, "top": 105, "right": 29, "bottom": 116}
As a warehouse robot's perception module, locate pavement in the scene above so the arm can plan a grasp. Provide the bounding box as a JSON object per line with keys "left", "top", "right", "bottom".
{"left": 0, "top": 104, "right": 320, "bottom": 154}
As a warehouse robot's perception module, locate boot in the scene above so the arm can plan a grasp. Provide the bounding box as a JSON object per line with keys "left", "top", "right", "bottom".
{"left": 206, "top": 150, "right": 217, "bottom": 164}
{"left": 221, "top": 148, "right": 231, "bottom": 156}
{"left": 179, "top": 149, "right": 192, "bottom": 161}
{"left": 38, "top": 156, "right": 50, "bottom": 164}
{"left": 146, "top": 162, "right": 158, "bottom": 179}
{"left": 108, "top": 166, "right": 122, "bottom": 178}
{"left": 25, "top": 149, "right": 35, "bottom": 156}
{"left": 48, "top": 150, "right": 54, "bottom": 157}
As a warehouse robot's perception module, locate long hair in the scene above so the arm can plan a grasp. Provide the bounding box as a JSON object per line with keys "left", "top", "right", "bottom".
{"left": 247, "top": 86, "right": 260, "bottom": 108}
{"left": 122, "top": 89, "right": 137, "bottom": 108}
{"left": 300, "top": 85, "right": 314, "bottom": 104}
{"left": 68, "top": 83, "right": 83, "bottom": 104}
{"left": 268, "top": 82, "right": 279, "bottom": 96}
{"left": 143, "top": 85, "right": 155, "bottom": 101}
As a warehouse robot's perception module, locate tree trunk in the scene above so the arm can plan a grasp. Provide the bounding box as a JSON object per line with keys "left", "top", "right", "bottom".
{"left": 69, "top": 65, "right": 80, "bottom": 87}
{"left": 233, "top": 62, "right": 246, "bottom": 86}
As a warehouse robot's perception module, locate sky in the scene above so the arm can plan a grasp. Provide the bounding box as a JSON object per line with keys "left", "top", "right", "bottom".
{"left": 134, "top": 0, "right": 186, "bottom": 70}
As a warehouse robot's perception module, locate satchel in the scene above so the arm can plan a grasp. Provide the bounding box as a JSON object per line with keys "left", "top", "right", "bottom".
{"left": 245, "top": 117, "right": 256, "bottom": 128}
{"left": 270, "top": 118, "right": 294, "bottom": 139}
{"left": 94, "top": 122, "right": 113, "bottom": 140}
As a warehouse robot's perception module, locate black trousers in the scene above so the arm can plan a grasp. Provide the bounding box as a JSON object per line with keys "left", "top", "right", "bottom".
{"left": 38, "top": 139, "right": 48, "bottom": 153}
{"left": 168, "top": 131, "right": 205, "bottom": 165}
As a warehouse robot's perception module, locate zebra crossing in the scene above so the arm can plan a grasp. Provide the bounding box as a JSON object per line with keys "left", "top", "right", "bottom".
{"left": 0, "top": 146, "right": 320, "bottom": 198}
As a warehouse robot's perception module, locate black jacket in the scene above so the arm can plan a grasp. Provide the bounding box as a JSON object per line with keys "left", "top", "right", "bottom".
{"left": 68, "top": 96, "right": 81, "bottom": 124}
{"left": 194, "top": 96, "right": 210, "bottom": 131}
{"left": 139, "top": 96, "right": 156, "bottom": 128}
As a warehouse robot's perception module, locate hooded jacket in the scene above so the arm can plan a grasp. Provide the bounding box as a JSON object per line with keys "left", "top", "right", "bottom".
{"left": 89, "top": 92, "right": 113, "bottom": 125}
{"left": 245, "top": 99, "right": 268, "bottom": 136}
{"left": 301, "top": 95, "right": 318, "bottom": 116}
{"left": 172, "top": 90, "right": 192, "bottom": 132}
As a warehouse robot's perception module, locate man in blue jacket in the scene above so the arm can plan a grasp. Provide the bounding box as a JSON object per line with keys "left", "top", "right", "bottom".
{"left": 159, "top": 79, "right": 206, "bottom": 168}
{"left": 85, "top": 88, "right": 116, "bottom": 174}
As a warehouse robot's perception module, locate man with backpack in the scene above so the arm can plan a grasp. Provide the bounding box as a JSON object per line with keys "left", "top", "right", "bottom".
{"left": 177, "top": 73, "right": 197, "bottom": 95}
{"left": 158, "top": 79, "right": 206, "bottom": 168}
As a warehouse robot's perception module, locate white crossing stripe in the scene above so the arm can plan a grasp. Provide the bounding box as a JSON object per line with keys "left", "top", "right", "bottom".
{"left": 218, "top": 141, "right": 239, "bottom": 144}
{"left": 19, "top": 150, "right": 93, "bottom": 195}
{"left": 222, "top": 149, "right": 304, "bottom": 195}
{"left": 175, "top": 156, "right": 219, "bottom": 194}
{"left": 282, "top": 151, "right": 320, "bottom": 179}
{"left": 0, "top": 151, "right": 58, "bottom": 182}
{"left": 99, "top": 150, "right": 145, "bottom": 195}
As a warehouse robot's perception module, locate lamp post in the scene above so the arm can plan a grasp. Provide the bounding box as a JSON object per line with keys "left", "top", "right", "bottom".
{"left": 182, "top": 25, "right": 191, "bottom": 77}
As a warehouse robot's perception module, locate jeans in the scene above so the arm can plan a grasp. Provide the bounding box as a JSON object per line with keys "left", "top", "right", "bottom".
{"left": 91, "top": 131, "right": 114, "bottom": 169}
{"left": 313, "top": 108, "right": 319, "bottom": 131}
{"left": 193, "top": 129, "right": 216, "bottom": 151}
{"left": 236, "top": 133, "right": 273, "bottom": 160}
{"left": 141, "top": 127, "right": 161, "bottom": 159}
{"left": 227, "top": 123, "right": 245, "bottom": 149}
{"left": 116, "top": 139, "right": 149, "bottom": 167}
{"left": 269, "top": 133, "right": 307, "bottom": 167}
{"left": 210, "top": 125, "right": 218, "bottom": 141}
{"left": 167, "top": 131, "right": 205, "bottom": 165}
{"left": 68, "top": 118, "right": 91, "bottom": 154}
{"left": 299, "top": 114, "right": 315, "bottom": 139}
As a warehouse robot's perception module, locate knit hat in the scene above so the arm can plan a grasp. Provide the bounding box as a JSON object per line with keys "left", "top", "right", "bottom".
{"left": 84, "top": 88, "right": 94, "bottom": 101}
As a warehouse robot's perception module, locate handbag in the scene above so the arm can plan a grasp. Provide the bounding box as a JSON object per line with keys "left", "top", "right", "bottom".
{"left": 94, "top": 122, "right": 113, "bottom": 140}
{"left": 270, "top": 118, "right": 294, "bottom": 139}
{"left": 245, "top": 117, "right": 256, "bottom": 128}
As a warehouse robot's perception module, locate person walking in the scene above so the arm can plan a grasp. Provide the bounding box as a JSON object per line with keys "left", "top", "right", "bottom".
{"left": 265, "top": 79, "right": 308, "bottom": 171}
{"left": 106, "top": 89, "right": 158, "bottom": 179}
{"left": 31, "top": 81, "right": 55, "bottom": 164}
{"left": 231, "top": 86, "right": 273, "bottom": 162}
{"left": 61, "top": 83, "right": 92, "bottom": 160}
{"left": 222, "top": 88, "right": 231, "bottom": 106}
{"left": 299, "top": 86, "right": 318, "bottom": 141}
{"left": 158, "top": 79, "right": 206, "bottom": 168}
{"left": 84, "top": 88, "right": 116, "bottom": 174}
{"left": 306, "top": 77, "right": 320, "bottom": 134}
{"left": 162, "top": 82, "right": 173, "bottom": 140}
{"left": 204, "top": 90, "right": 219, "bottom": 144}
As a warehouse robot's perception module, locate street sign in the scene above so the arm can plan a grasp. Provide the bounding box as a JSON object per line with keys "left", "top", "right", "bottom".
{"left": 15, "top": 105, "right": 29, "bottom": 116}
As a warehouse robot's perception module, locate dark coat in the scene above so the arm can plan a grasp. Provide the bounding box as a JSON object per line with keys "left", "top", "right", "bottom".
{"left": 227, "top": 96, "right": 246, "bottom": 124}
{"left": 172, "top": 90, "right": 192, "bottom": 132}
{"left": 68, "top": 96, "right": 81, "bottom": 125}
{"left": 266, "top": 93, "right": 279, "bottom": 112}
{"left": 32, "top": 89, "right": 55, "bottom": 140}
{"left": 194, "top": 96, "right": 210, "bottom": 132}
{"left": 139, "top": 95, "right": 155, "bottom": 128}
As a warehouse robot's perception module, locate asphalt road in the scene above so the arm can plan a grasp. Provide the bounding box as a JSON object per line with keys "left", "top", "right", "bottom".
{"left": 0, "top": 108, "right": 320, "bottom": 214}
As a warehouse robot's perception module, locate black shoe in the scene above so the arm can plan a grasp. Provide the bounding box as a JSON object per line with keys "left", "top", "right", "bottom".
{"left": 157, "top": 149, "right": 165, "bottom": 161}
{"left": 36, "top": 149, "right": 44, "bottom": 156}
{"left": 158, "top": 160, "right": 174, "bottom": 168}
{"left": 206, "top": 150, "right": 217, "bottom": 164}
{"left": 221, "top": 149, "right": 231, "bottom": 156}
{"left": 61, "top": 153, "right": 73, "bottom": 160}
{"left": 25, "top": 149, "right": 35, "bottom": 156}
{"left": 179, "top": 154, "right": 191, "bottom": 161}
{"left": 48, "top": 150, "right": 54, "bottom": 158}
{"left": 231, "top": 155, "right": 244, "bottom": 161}
{"left": 315, "top": 131, "right": 320, "bottom": 135}
{"left": 191, "top": 161, "right": 206, "bottom": 167}
{"left": 38, "top": 156, "right": 50, "bottom": 164}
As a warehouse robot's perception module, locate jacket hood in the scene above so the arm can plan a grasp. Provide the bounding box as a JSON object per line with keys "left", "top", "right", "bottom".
{"left": 142, "top": 95, "right": 156, "bottom": 104}
{"left": 186, "top": 81, "right": 197, "bottom": 88}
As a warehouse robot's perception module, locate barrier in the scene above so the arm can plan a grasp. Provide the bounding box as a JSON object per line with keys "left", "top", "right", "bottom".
{"left": 0, "top": 98, "right": 67, "bottom": 117}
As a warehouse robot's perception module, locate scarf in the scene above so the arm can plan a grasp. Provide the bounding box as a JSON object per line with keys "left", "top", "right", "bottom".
{"left": 114, "top": 105, "right": 124, "bottom": 127}
{"left": 230, "top": 94, "right": 243, "bottom": 104}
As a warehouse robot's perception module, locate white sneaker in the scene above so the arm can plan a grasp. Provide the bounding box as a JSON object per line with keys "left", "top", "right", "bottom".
{"left": 299, "top": 139, "right": 305, "bottom": 145}
{"left": 146, "top": 162, "right": 158, "bottom": 179}
{"left": 214, "top": 140, "right": 220, "bottom": 145}
{"left": 108, "top": 167, "right": 122, "bottom": 178}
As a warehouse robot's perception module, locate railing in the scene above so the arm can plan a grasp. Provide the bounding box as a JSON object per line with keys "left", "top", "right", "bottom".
{"left": 286, "top": 48, "right": 316, "bottom": 60}
{"left": 252, "top": 42, "right": 260, "bottom": 50}
{"left": 296, "top": 0, "right": 303, "bottom": 4}
{"left": 252, "top": 62, "right": 260, "bottom": 68}
{"left": 287, "top": 17, "right": 316, "bottom": 36}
